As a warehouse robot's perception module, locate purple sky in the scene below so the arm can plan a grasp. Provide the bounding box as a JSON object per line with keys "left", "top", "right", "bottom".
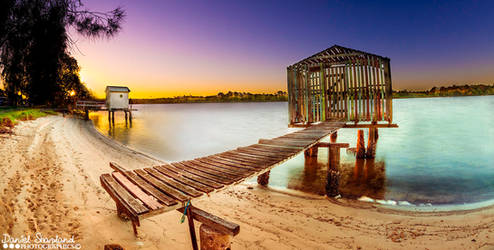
{"left": 72, "top": 0, "right": 494, "bottom": 98}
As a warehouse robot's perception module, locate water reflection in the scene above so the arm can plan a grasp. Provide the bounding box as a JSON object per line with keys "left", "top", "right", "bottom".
{"left": 90, "top": 111, "right": 137, "bottom": 145}
{"left": 286, "top": 150, "right": 386, "bottom": 200}
{"left": 339, "top": 159, "right": 386, "bottom": 200}
{"left": 88, "top": 98, "right": 494, "bottom": 206}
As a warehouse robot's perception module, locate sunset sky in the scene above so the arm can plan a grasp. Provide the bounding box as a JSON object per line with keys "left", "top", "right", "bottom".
{"left": 73, "top": 0, "right": 494, "bottom": 98}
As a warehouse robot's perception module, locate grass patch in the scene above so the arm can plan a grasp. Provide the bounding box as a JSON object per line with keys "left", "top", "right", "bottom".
{"left": 0, "top": 108, "right": 56, "bottom": 128}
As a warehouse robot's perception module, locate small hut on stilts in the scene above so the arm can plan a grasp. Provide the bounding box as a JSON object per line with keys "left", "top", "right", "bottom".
{"left": 105, "top": 86, "right": 133, "bottom": 126}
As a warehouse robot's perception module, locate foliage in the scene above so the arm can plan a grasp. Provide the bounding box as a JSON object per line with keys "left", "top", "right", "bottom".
{"left": 393, "top": 84, "right": 494, "bottom": 98}
{"left": 0, "top": 108, "right": 54, "bottom": 127}
{"left": 130, "top": 91, "right": 288, "bottom": 104}
{"left": 0, "top": 0, "right": 125, "bottom": 107}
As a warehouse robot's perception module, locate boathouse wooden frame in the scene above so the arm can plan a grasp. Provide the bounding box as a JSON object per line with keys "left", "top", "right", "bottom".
{"left": 287, "top": 45, "right": 393, "bottom": 126}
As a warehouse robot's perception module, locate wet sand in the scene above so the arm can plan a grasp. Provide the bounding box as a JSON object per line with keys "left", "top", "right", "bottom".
{"left": 0, "top": 115, "right": 493, "bottom": 249}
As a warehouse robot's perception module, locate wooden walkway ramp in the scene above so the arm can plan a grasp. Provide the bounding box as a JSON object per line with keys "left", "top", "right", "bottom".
{"left": 100, "top": 121, "right": 345, "bottom": 235}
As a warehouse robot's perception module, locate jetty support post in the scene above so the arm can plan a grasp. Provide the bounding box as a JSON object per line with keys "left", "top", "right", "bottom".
{"left": 304, "top": 146, "right": 318, "bottom": 158}
{"left": 330, "top": 131, "right": 337, "bottom": 143}
{"left": 124, "top": 111, "right": 128, "bottom": 123}
{"left": 366, "top": 127, "right": 379, "bottom": 158}
{"left": 316, "top": 136, "right": 349, "bottom": 197}
{"left": 326, "top": 145, "right": 341, "bottom": 197}
{"left": 356, "top": 129, "right": 366, "bottom": 159}
{"left": 129, "top": 110, "right": 133, "bottom": 125}
{"left": 111, "top": 111, "right": 115, "bottom": 125}
{"left": 200, "top": 224, "right": 232, "bottom": 250}
{"left": 257, "top": 170, "right": 270, "bottom": 186}
{"left": 108, "top": 110, "right": 111, "bottom": 126}
{"left": 176, "top": 205, "right": 240, "bottom": 250}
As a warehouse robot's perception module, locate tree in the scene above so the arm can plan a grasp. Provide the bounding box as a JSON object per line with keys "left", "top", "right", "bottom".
{"left": 0, "top": 0, "right": 125, "bottom": 106}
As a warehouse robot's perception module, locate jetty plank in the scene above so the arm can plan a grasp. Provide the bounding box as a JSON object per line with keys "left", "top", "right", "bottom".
{"left": 101, "top": 174, "right": 149, "bottom": 215}
{"left": 239, "top": 145, "right": 295, "bottom": 156}
{"left": 236, "top": 147, "right": 289, "bottom": 159}
{"left": 195, "top": 158, "right": 252, "bottom": 175}
{"left": 258, "top": 139, "right": 311, "bottom": 148}
{"left": 249, "top": 144, "right": 300, "bottom": 153}
{"left": 197, "top": 157, "right": 256, "bottom": 172}
{"left": 186, "top": 160, "right": 245, "bottom": 179}
{"left": 159, "top": 164, "right": 224, "bottom": 189}
{"left": 134, "top": 169, "right": 190, "bottom": 202}
{"left": 210, "top": 155, "right": 264, "bottom": 169}
{"left": 216, "top": 152, "right": 273, "bottom": 165}
{"left": 117, "top": 172, "right": 177, "bottom": 206}
{"left": 175, "top": 162, "right": 236, "bottom": 184}
{"left": 144, "top": 168, "right": 203, "bottom": 197}
{"left": 221, "top": 150, "right": 282, "bottom": 162}
{"left": 152, "top": 166, "right": 214, "bottom": 193}
{"left": 112, "top": 172, "right": 163, "bottom": 210}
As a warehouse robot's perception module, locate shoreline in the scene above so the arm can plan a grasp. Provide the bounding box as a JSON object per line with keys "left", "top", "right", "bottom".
{"left": 1, "top": 115, "right": 493, "bottom": 249}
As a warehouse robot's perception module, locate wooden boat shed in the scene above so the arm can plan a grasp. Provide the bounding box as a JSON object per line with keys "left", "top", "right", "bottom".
{"left": 287, "top": 45, "right": 393, "bottom": 126}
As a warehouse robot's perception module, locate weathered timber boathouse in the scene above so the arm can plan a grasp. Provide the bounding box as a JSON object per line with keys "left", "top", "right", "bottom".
{"left": 287, "top": 45, "right": 393, "bottom": 126}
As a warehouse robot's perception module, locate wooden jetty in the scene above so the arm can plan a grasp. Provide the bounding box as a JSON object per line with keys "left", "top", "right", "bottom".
{"left": 99, "top": 45, "right": 398, "bottom": 249}
{"left": 100, "top": 121, "right": 345, "bottom": 247}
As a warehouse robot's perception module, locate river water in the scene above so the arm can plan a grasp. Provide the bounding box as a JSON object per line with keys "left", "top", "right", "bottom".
{"left": 90, "top": 96, "right": 494, "bottom": 208}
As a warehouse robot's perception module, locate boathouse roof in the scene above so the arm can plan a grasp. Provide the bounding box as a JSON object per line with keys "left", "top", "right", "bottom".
{"left": 288, "top": 44, "right": 389, "bottom": 70}
{"left": 106, "top": 86, "right": 130, "bottom": 92}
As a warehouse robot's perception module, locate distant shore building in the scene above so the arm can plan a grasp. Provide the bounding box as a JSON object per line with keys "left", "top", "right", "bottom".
{"left": 105, "top": 86, "right": 130, "bottom": 111}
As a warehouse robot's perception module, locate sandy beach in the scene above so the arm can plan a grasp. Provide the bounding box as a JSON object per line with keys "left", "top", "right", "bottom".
{"left": 1, "top": 115, "right": 493, "bottom": 249}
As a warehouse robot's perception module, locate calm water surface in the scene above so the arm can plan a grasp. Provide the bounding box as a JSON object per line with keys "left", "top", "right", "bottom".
{"left": 90, "top": 96, "right": 494, "bottom": 207}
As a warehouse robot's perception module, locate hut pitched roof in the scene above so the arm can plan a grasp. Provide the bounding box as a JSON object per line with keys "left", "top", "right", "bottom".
{"left": 288, "top": 45, "right": 389, "bottom": 70}
{"left": 106, "top": 86, "right": 130, "bottom": 92}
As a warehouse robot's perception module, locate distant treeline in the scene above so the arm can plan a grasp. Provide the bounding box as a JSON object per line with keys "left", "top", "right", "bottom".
{"left": 393, "top": 84, "right": 494, "bottom": 98}
{"left": 130, "top": 91, "right": 288, "bottom": 104}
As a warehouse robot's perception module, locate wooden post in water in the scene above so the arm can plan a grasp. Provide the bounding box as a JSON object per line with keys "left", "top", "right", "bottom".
{"left": 330, "top": 131, "right": 337, "bottom": 143}
{"left": 304, "top": 146, "right": 318, "bottom": 158}
{"left": 108, "top": 111, "right": 111, "bottom": 126}
{"left": 326, "top": 144, "right": 341, "bottom": 197}
{"left": 111, "top": 111, "right": 115, "bottom": 125}
{"left": 366, "top": 127, "right": 379, "bottom": 158}
{"left": 199, "top": 224, "right": 232, "bottom": 250}
{"left": 257, "top": 171, "right": 270, "bottom": 186}
{"left": 356, "top": 129, "right": 366, "bottom": 158}
{"left": 124, "top": 111, "right": 128, "bottom": 123}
